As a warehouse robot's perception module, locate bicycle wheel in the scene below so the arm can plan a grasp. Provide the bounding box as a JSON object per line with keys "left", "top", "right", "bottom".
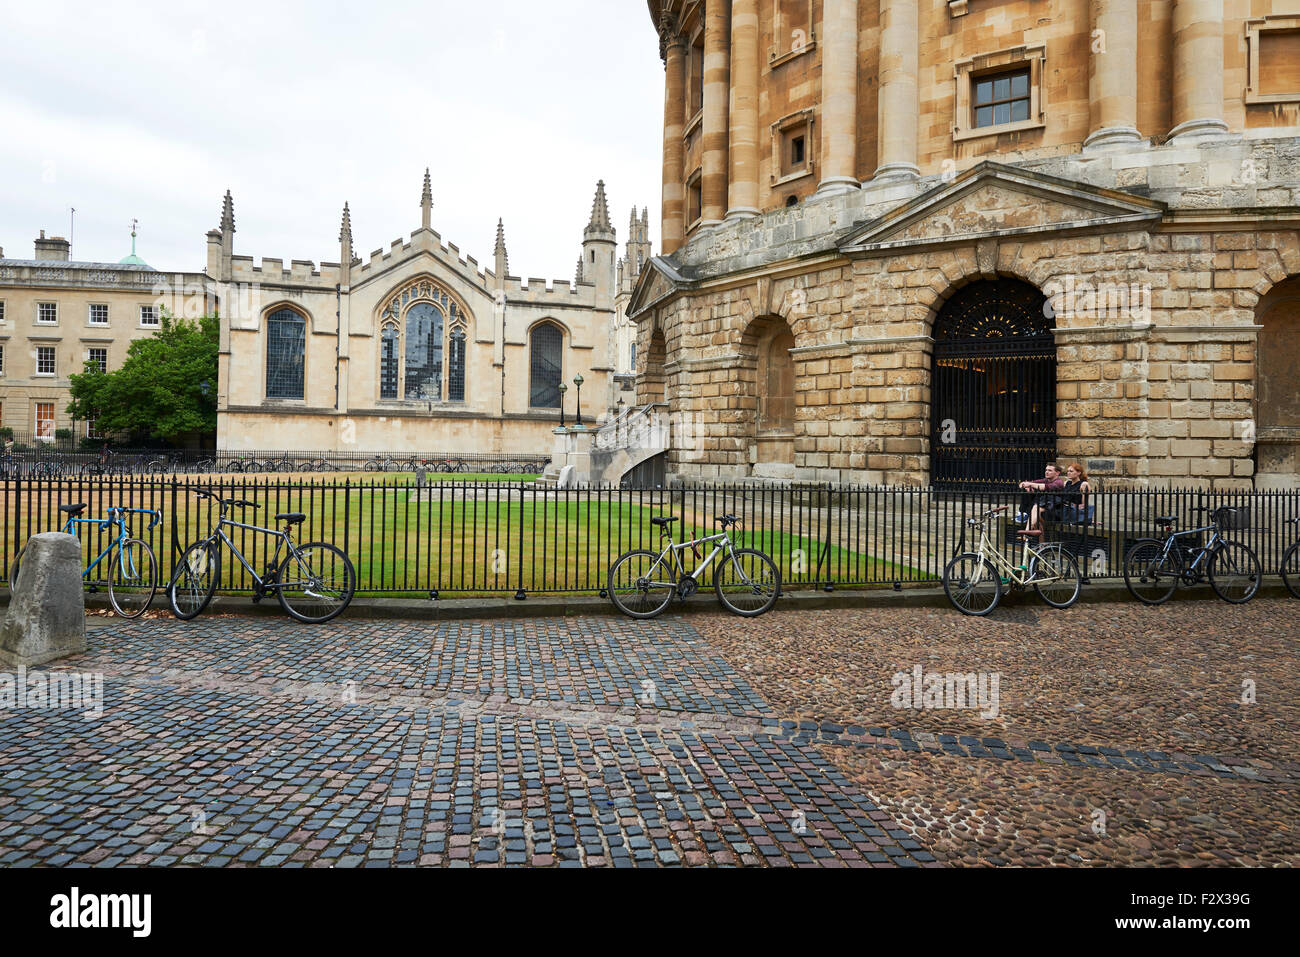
{"left": 942, "top": 552, "right": 1002, "bottom": 616}
{"left": 1031, "top": 544, "right": 1082, "bottom": 609}
{"left": 1122, "top": 539, "right": 1177, "bottom": 605}
{"left": 274, "top": 543, "right": 356, "bottom": 623}
{"left": 607, "top": 549, "right": 676, "bottom": 619}
{"left": 1208, "top": 540, "right": 1261, "bottom": 604}
{"left": 714, "top": 547, "right": 781, "bottom": 617}
{"left": 363, "top": 459, "right": 381, "bottom": 472}
{"left": 8, "top": 546, "right": 26, "bottom": 596}
{"left": 1282, "top": 542, "right": 1300, "bottom": 600}
{"left": 108, "top": 539, "right": 158, "bottom": 618}
{"left": 168, "top": 541, "right": 220, "bottom": 620}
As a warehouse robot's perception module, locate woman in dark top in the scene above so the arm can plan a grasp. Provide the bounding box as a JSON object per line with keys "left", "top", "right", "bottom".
{"left": 1060, "top": 462, "right": 1091, "bottom": 523}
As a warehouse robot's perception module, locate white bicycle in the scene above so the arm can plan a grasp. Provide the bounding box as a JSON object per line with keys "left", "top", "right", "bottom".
{"left": 942, "top": 505, "right": 1082, "bottom": 616}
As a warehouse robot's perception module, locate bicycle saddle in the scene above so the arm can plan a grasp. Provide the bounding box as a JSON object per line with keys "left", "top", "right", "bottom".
{"left": 59, "top": 503, "right": 87, "bottom": 517}
{"left": 650, "top": 517, "right": 678, "bottom": 527}
{"left": 276, "top": 513, "right": 306, "bottom": 525}
{"left": 1155, "top": 515, "right": 1177, "bottom": 525}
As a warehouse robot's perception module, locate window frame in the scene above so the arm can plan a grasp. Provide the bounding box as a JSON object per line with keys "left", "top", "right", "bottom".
{"left": 952, "top": 45, "right": 1046, "bottom": 143}
{"left": 139, "top": 304, "right": 159, "bottom": 327}
{"left": 35, "top": 401, "right": 56, "bottom": 442}
{"left": 36, "top": 302, "right": 58, "bottom": 325}
{"left": 375, "top": 279, "right": 471, "bottom": 406}
{"left": 35, "top": 345, "right": 56, "bottom": 377}
{"left": 264, "top": 305, "right": 308, "bottom": 401}
{"left": 528, "top": 320, "right": 565, "bottom": 410}
{"left": 87, "top": 347, "right": 108, "bottom": 374}
{"left": 770, "top": 109, "right": 816, "bottom": 186}
{"left": 1245, "top": 16, "right": 1300, "bottom": 106}
{"left": 0, "top": 344, "right": 5, "bottom": 376}
{"left": 88, "top": 303, "right": 110, "bottom": 326}
{"left": 768, "top": 0, "right": 816, "bottom": 67}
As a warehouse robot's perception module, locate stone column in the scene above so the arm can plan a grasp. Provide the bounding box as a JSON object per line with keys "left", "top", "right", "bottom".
{"left": 816, "top": 0, "right": 861, "bottom": 196}
{"left": 701, "top": 0, "right": 731, "bottom": 227}
{"left": 726, "top": 0, "right": 761, "bottom": 220}
{"left": 662, "top": 33, "right": 687, "bottom": 255}
{"left": 1169, "top": 0, "right": 1228, "bottom": 140}
{"left": 873, "top": 0, "right": 919, "bottom": 181}
{"left": 1084, "top": 0, "right": 1141, "bottom": 147}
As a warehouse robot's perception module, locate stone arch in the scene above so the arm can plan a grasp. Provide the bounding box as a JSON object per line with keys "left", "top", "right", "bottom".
{"left": 1254, "top": 275, "right": 1300, "bottom": 487}
{"left": 928, "top": 276, "right": 1055, "bottom": 488}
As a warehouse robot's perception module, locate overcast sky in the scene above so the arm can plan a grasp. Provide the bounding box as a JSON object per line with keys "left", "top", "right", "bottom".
{"left": 0, "top": 0, "right": 663, "bottom": 282}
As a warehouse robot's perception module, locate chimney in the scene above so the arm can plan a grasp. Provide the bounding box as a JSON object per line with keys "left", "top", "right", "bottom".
{"left": 34, "top": 229, "right": 71, "bottom": 262}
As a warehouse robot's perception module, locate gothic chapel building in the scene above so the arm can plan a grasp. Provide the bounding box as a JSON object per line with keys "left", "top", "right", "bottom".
{"left": 212, "top": 172, "right": 633, "bottom": 456}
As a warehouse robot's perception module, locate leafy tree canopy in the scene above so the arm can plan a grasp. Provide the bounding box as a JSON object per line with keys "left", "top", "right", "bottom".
{"left": 67, "top": 311, "right": 218, "bottom": 443}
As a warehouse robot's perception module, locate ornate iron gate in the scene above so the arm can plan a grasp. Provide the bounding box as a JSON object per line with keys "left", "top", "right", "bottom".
{"left": 931, "top": 280, "right": 1056, "bottom": 489}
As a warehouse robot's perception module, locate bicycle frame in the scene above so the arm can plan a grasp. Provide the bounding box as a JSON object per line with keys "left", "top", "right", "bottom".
{"left": 645, "top": 527, "right": 740, "bottom": 587}
{"left": 200, "top": 514, "right": 300, "bottom": 589}
{"left": 969, "top": 518, "right": 1065, "bottom": 587}
{"left": 1153, "top": 523, "right": 1223, "bottom": 575}
{"left": 61, "top": 508, "right": 160, "bottom": 581}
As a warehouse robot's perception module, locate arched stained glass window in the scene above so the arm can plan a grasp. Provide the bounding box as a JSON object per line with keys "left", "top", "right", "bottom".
{"left": 448, "top": 328, "right": 467, "bottom": 402}
{"left": 405, "top": 302, "right": 443, "bottom": 400}
{"left": 380, "top": 323, "right": 399, "bottom": 399}
{"left": 266, "top": 308, "right": 305, "bottom": 399}
{"left": 529, "top": 322, "right": 563, "bottom": 408}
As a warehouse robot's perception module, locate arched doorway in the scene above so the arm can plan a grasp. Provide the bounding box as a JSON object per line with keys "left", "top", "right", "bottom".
{"left": 1255, "top": 277, "right": 1300, "bottom": 488}
{"left": 931, "top": 279, "right": 1055, "bottom": 488}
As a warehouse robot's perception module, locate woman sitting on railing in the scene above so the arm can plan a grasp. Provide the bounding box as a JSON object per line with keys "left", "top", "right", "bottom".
{"left": 1059, "top": 462, "right": 1093, "bottom": 525}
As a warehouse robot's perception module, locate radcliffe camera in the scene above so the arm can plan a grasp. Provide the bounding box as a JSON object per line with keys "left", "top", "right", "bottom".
{"left": 0, "top": 0, "right": 1292, "bottom": 933}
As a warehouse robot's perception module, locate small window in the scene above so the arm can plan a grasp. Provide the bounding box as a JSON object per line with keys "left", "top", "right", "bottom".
{"left": 791, "top": 135, "right": 805, "bottom": 166}
{"left": 0, "top": 301, "right": 6, "bottom": 324}
{"left": 139, "top": 305, "right": 159, "bottom": 326}
{"left": 973, "top": 69, "right": 1031, "bottom": 128}
{"left": 37, "top": 302, "right": 57, "bottom": 324}
{"left": 86, "top": 417, "right": 103, "bottom": 440}
{"left": 785, "top": 195, "right": 798, "bottom": 208}
{"left": 688, "top": 176, "right": 703, "bottom": 225}
{"left": 88, "top": 347, "right": 108, "bottom": 374}
{"left": 36, "top": 346, "right": 56, "bottom": 376}
{"left": 35, "top": 402, "right": 55, "bottom": 441}
{"left": 0, "top": 345, "right": 4, "bottom": 375}
{"left": 88, "top": 303, "right": 109, "bottom": 325}
{"left": 689, "top": 33, "right": 705, "bottom": 116}
{"left": 448, "top": 328, "right": 466, "bottom": 402}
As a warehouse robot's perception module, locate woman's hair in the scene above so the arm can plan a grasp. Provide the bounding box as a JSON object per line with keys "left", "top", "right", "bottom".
{"left": 1067, "top": 461, "right": 1089, "bottom": 482}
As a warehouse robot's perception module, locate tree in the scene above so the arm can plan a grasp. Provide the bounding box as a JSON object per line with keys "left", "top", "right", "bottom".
{"left": 67, "top": 312, "right": 218, "bottom": 444}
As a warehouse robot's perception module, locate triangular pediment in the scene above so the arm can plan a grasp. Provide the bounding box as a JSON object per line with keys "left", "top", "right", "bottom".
{"left": 628, "top": 256, "right": 688, "bottom": 319}
{"left": 838, "top": 161, "right": 1165, "bottom": 255}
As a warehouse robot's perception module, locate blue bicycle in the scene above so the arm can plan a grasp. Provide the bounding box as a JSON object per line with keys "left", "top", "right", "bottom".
{"left": 9, "top": 504, "right": 162, "bottom": 617}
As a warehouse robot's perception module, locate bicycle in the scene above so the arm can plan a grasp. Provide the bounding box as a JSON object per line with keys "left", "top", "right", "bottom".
{"left": 166, "top": 489, "right": 356, "bottom": 623}
{"left": 607, "top": 514, "right": 781, "bottom": 619}
{"left": 942, "top": 505, "right": 1082, "bottom": 616}
{"left": 1281, "top": 518, "right": 1300, "bottom": 600}
{"left": 1122, "top": 505, "right": 1261, "bottom": 605}
{"left": 9, "top": 504, "right": 161, "bottom": 618}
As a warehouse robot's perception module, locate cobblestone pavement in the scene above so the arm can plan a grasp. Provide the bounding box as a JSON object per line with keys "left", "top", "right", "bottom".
{"left": 0, "top": 615, "right": 929, "bottom": 868}
{"left": 2, "top": 599, "right": 1293, "bottom": 867}
{"left": 690, "top": 597, "right": 1300, "bottom": 866}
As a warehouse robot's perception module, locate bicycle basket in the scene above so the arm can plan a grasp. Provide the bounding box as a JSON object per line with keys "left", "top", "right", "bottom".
{"left": 1212, "top": 506, "right": 1248, "bottom": 531}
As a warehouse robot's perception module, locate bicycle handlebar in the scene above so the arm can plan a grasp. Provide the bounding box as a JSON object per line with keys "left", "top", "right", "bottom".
{"left": 193, "top": 489, "right": 260, "bottom": 511}
{"left": 105, "top": 507, "right": 162, "bottom": 530}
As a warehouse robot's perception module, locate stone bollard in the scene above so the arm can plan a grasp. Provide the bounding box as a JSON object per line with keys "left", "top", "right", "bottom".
{"left": 0, "top": 532, "right": 86, "bottom": 668}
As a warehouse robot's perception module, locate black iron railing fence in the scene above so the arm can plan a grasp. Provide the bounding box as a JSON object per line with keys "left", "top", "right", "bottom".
{"left": 1, "top": 477, "right": 1296, "bottom": 598}
{"left": 0, "top": 448, "right": 551, "bottom": 478}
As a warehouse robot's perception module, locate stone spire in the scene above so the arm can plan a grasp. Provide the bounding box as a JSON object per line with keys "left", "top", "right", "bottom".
{"left": 585, "top": 180, "right": 613, "bottom": 239}
{"left": 494, "top": 217, "right": 509, "bottom": 280}
{"left": 420, "top": 168, "right": 433, "bottom": 230}
{"left": 339, "top": 202, "right": 354, "bottom": 281}
{"left": 220, "top": 190, "right": 235, "bottom": 235}
{"left": 575, "top": 255, "right": 585, "bottom": 284}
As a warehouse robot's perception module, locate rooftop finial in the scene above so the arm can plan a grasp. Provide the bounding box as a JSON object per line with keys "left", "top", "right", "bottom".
{"left": 421, "top": 169, "right": 433, "bottom": 229}
{"left": 130, "top": 217, "right": 138, "bottom": 255}
{"left": 588, "top": 180, "right": 611, "bottom": 231}
{"left": 494, "top": 217, "right": 509, "bottom": 275}
{"left": 220, "top": 190, "right": 235, "bottom": 234}
{"left": 575, "top": 255, "right": 585, "bottom": 284}
{"left": 339, "top": 202, "right": 352, "bottom": 243}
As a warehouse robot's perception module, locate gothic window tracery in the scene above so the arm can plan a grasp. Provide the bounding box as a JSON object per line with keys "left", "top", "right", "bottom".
{"left": 376, "top": 278, "right": 470, "bottom": 404}
{"left": 266, "top": 306, "right": 306, "bottom": 400}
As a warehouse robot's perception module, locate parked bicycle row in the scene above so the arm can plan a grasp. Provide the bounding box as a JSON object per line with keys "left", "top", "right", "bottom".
{"left": 8, "top": 489, "right": 356, "bottom": 624}
{"left": 0, "top": 451, "right": 550, "bottom": 478}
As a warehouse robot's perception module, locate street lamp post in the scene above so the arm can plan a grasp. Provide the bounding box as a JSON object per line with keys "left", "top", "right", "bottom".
{"left": 573, "top": 374, "right": 584, "bottom": 426}
{"left": 558, "top": 382, "right": 568, "bottom": 429}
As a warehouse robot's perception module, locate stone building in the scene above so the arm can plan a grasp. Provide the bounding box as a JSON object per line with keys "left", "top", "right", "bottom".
{"left": 0, "top": 230, "right": 200, "bottom": 442}
{"left": 630, "top": 0, "right": 1300, "bottom": 489}
{"left": 213, "top": 173, "right": 641, "bottom": 455}
{"left": 610, "top": 207, "right": 655, "bottom": 411}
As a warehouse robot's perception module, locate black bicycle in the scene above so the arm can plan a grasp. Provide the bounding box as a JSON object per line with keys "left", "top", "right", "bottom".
{"left": 167, "top": 489, "right": 356, "bottom": 623}
{"left": 1281, "top": 517, "right": 1300, "bottom": 599}
{"left": 1122, "top": 505, "right": 1261, "bottom": 605}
